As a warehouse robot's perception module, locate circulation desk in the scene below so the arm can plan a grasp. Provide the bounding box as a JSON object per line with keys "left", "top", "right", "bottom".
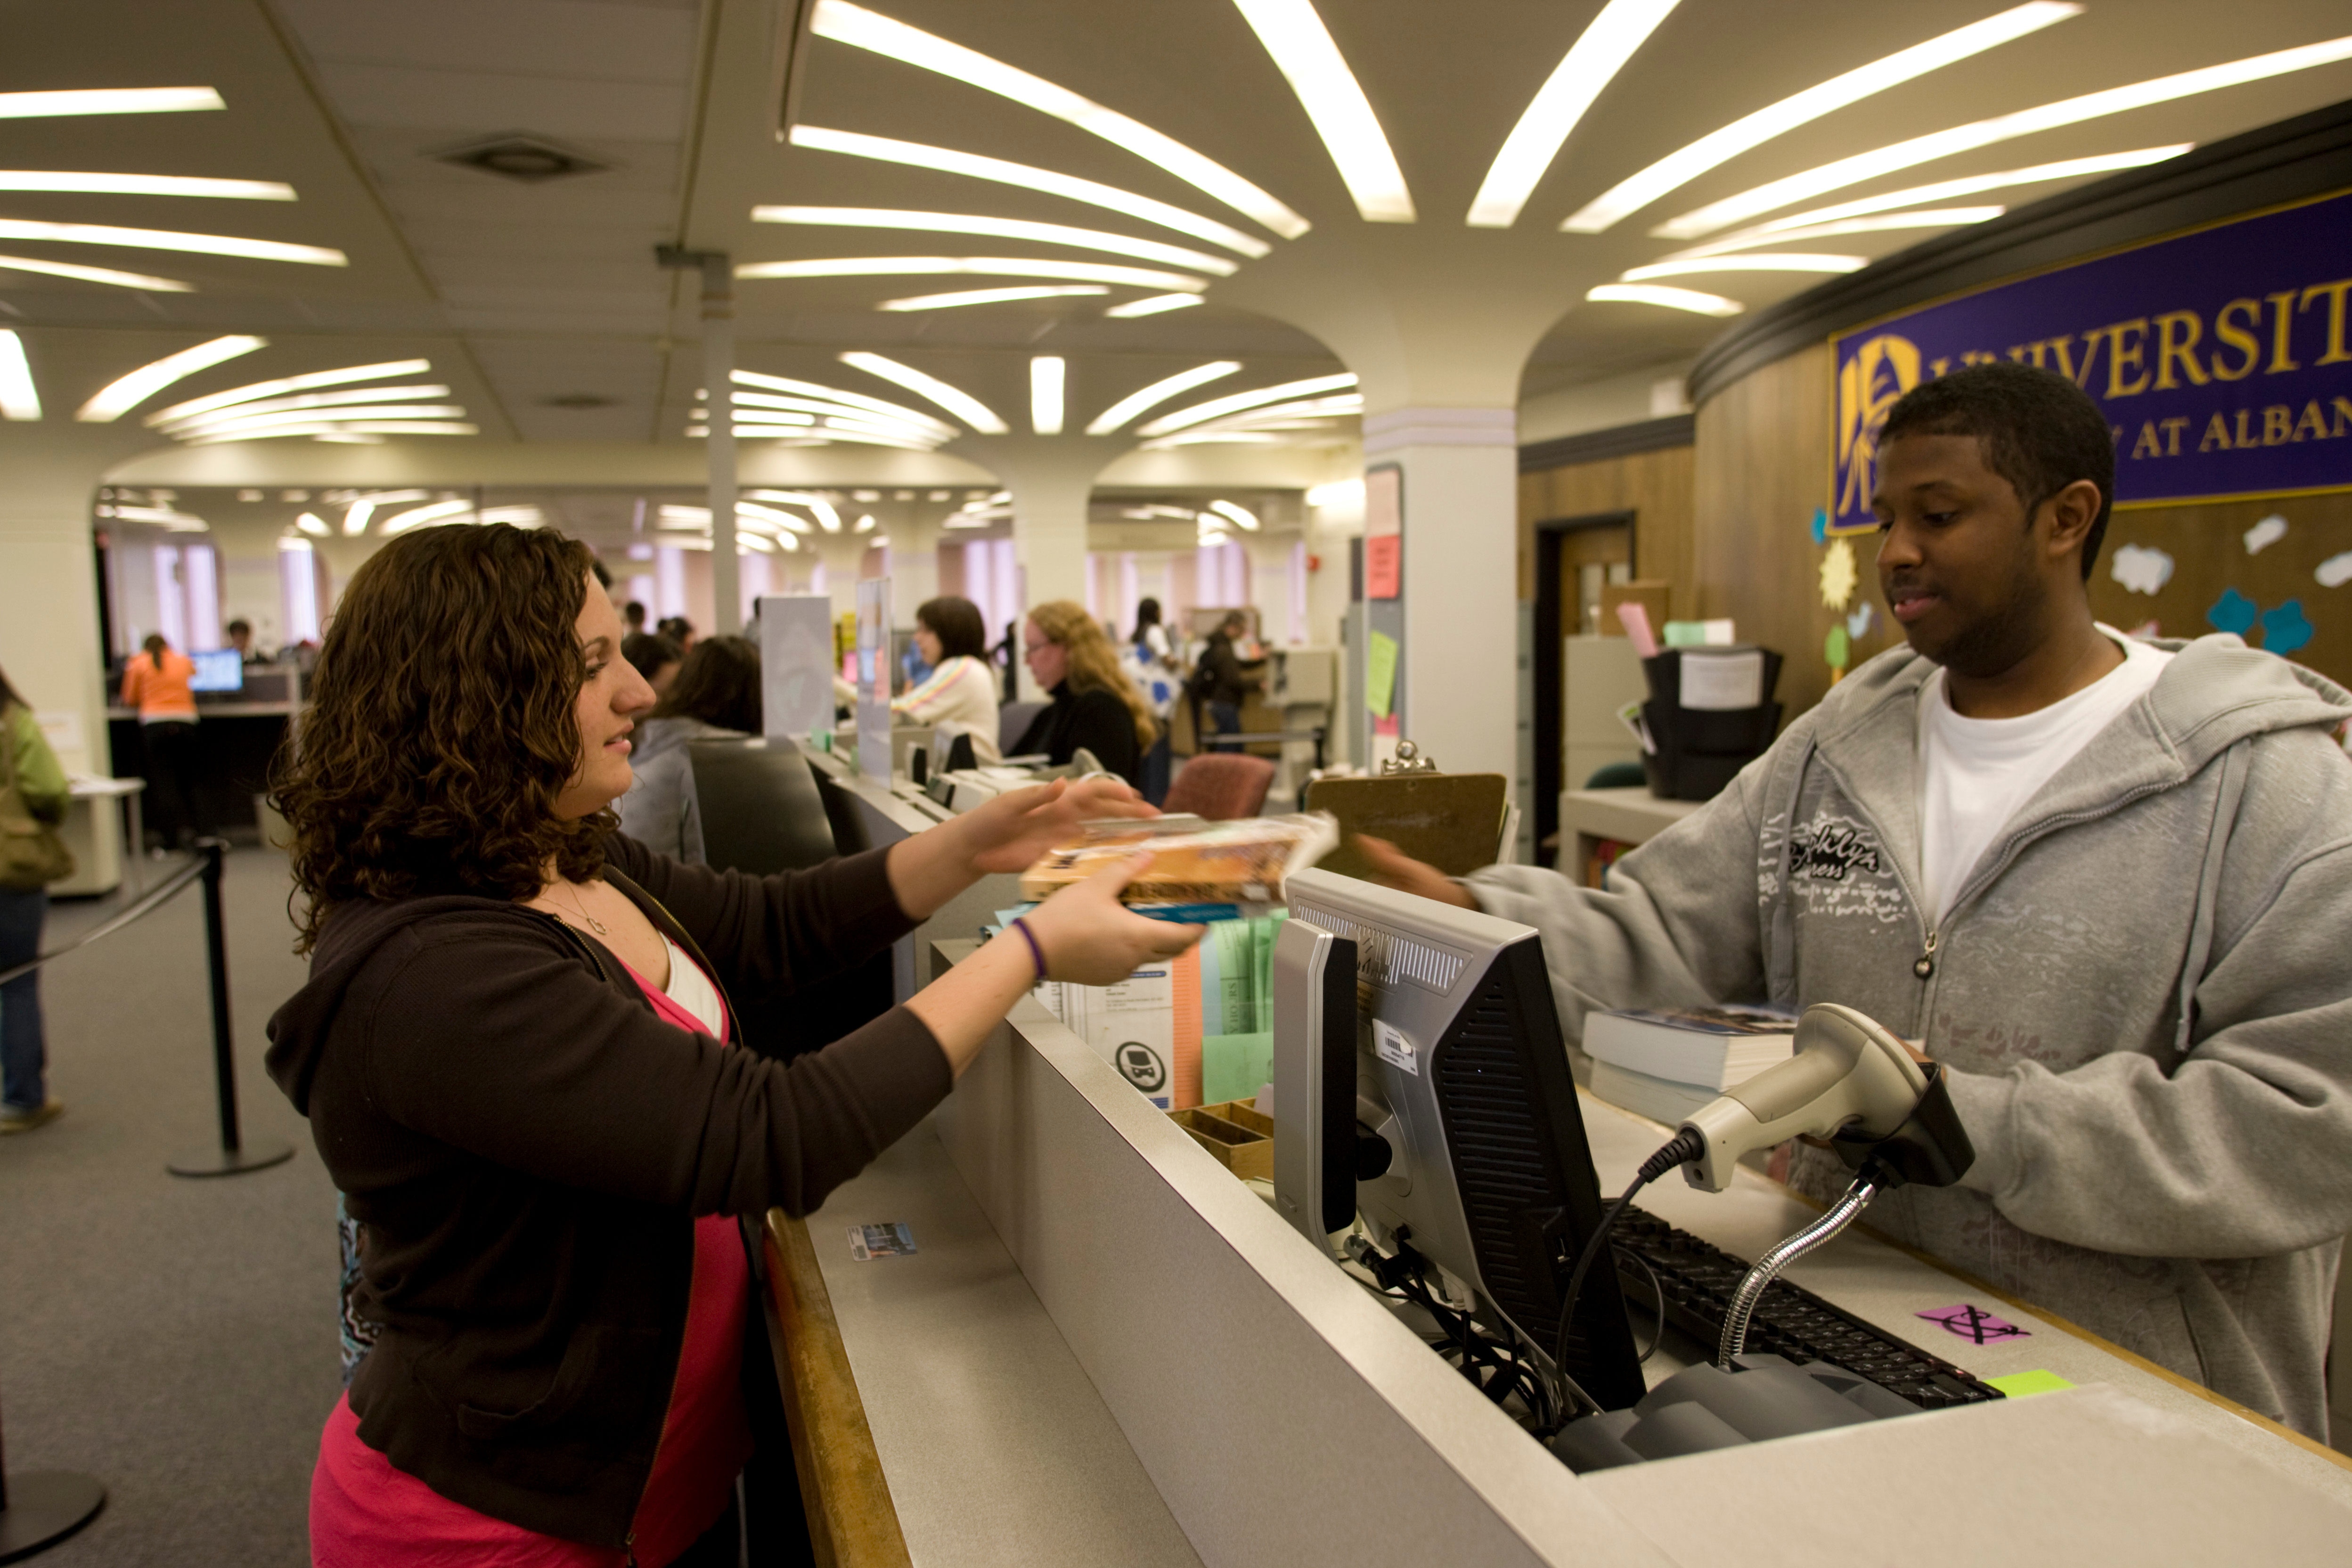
{"left": 753, "top": 942, "right": 2352, "bottom": 1568}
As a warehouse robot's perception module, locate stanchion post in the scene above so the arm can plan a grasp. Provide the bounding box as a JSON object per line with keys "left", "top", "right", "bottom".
{"left": 167, "top": 840, "right": 292, "bottom": 1179}
{"left": 0, "top": 1381, "right": 106, "bottom": 1560}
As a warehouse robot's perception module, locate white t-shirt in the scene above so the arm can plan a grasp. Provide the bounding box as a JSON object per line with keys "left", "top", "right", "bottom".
{"left": 1915, "top": 628, "right": 2173, "bottom": 926}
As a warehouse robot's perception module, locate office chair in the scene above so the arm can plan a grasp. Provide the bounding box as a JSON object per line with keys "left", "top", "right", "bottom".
{"left": 1162, "top": 753, "right": 1276, "bottom": 820}
{"left": 685, "top": 736, "right": 891, "bottom": 1059}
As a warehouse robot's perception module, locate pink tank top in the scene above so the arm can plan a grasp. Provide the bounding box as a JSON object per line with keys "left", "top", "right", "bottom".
{"left": 310, "top": 954, "right": 753, "bottom": 1568}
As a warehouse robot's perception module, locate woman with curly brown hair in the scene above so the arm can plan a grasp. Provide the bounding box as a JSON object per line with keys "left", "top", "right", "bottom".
{"left": 264, "top": 523, "right": 1196, "bottom": 1567}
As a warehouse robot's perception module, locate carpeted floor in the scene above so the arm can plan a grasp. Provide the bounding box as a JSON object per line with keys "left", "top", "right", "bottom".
{"left": 1, "top": 847, "right": 336, "bottom": 1566}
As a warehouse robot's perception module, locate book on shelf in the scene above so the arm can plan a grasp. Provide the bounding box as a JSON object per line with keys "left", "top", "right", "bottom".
{"left": 1581, "top": 1003, "right": 1796, "bottom": 1092}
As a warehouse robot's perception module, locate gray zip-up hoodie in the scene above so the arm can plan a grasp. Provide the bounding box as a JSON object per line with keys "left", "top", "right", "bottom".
{"left": 1470, "top": 633, "right": 2352, "bottom": 1439}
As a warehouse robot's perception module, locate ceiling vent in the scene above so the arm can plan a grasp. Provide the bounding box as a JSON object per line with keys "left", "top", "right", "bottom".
{"left": 541, "top": 394, "right": 618, "bottom": 409}
{"left": 433, "top": 134, "right": 609, "bottom": 184}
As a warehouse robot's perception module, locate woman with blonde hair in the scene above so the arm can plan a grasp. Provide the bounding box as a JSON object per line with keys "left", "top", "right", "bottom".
{"left": 1010, "top": 599, "right": 1157, "bottom": 786}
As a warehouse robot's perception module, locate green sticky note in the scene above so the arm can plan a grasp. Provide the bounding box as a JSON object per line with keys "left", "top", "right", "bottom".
{"left": 1203, "top": 1031, "right": 1274, "bottom": 1107}
{"left": 1209, "top": 921, "right": 1256, "bottom": 1034}
{"left": 1662, "top": 621, "right": 1708, "bottom": 648}
{"left": 1365, "top": 631, "right": 1398, "bottom": 717}
{"left": 1984, "top": 1370, "right": 2074, "bottom": 1398}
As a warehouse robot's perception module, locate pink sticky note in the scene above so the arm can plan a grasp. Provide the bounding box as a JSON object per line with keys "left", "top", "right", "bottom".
{"left": 1917, "top": 1303, "right": 2029, "bottom": 1344}
{"left": 1616, "top": 602, "right": 1659, "bottom": 658}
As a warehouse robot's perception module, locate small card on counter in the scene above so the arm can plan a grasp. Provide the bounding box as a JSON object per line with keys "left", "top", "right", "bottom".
{"left": 848, "top": 1222, "right": 918, "bottom": 1261}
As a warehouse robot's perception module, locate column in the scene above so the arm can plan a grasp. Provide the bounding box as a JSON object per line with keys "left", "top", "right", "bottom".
{"left": 699, "top": 254, "right": 740, "bottom": 636}
{"left": 1361, "top": 408, "right": 1519, "bottom": 781}
{"left": 948, "top": 434, "right": 1119, "bottom": 699}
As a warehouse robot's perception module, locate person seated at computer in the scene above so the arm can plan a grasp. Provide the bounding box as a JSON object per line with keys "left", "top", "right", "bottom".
{"left": 615, "top": 634, "right": 761, "bottom": 864}
{"left": 266, "top": 523, "right": 1199, "bottom": 1565}
{"left": 891, "top": 595, "right": 1001, "bottom": 763}
{"left": 1010, "top": 599, "right": 1157, "bottom": 787}
{"left": 120, "top": 633, "right": 209, "bottom": 852}
{"left": 1358, "top": 362, "right": 2352, "bottom": 1442}
{"left": 226, "top": 617, "right": 264, "bottom": 664}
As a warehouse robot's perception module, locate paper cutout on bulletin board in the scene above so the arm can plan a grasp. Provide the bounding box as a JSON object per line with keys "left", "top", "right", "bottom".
{"left": 1846, "top": 602, "right": 1875, "bottom": 641}
{"left": 2261, "top": 598, "right": 2314, "bottom": 654}
{"left": 2206, "top": 587, "right": 2258, "bottom": 637}
{"left": 2318, "top": 552, "right": 2352, "bottom": 589}
{"left": 1824, "top": 624, "right": 1850, "bottom": 673}
{"left": 2244, "top": 514, "right": 2288, "bottom": 555}
{"left": 1365, "top": 533, "right": 1401, "bottom": 599}
{"left": 1365, "top": 630, "right": 1399, "bottom": 716}
{"left": 2110, "top": 543, "right": 2174, "bottom": 596}
{"left": 1809, "top": 507, "right": 1828, "bottom": 546}
{"left": 1818, "top": 538, "right": 1857, "bottom": 611}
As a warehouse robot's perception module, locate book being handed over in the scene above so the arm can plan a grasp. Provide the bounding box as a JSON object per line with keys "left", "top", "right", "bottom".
{"left": 1019, "top": 812, "right": 1339, "bottom": 923}
{"left": 1580, "top": 1004, "right": 1796, "bottom": 1092}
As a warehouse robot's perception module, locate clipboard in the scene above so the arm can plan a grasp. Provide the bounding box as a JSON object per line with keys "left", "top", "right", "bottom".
{"left": 1301, "top": 771, "right": 1511, "bottom": 881}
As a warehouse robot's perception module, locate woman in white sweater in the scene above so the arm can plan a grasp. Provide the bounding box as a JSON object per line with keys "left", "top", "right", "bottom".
{"left": 892, "top": 596, "right": 1001, "bottom": 761}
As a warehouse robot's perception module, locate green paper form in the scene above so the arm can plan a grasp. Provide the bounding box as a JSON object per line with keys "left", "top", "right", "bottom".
{"left": 1984, "top": 1370, "right": 2074, "bottom": 1398}
{"left": 1366, "top": 631, "right": 1398, "bottom": 717}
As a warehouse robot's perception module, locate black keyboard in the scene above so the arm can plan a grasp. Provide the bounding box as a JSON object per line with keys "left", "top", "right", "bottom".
{"left": 1610, "top": 1205, "right": 2003, "bottom": 1411}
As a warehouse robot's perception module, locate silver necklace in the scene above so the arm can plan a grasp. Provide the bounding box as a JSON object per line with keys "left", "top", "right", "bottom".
{"left": 556, "top": 880, "right": 609, "bottom": 936}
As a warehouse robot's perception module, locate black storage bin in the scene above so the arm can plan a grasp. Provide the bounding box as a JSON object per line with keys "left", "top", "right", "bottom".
{"left": 1638, "top": 647, "right": 1784, "bottom": 801}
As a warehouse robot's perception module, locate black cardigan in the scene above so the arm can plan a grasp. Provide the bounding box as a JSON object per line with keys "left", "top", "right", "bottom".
{"left": 264, "top": 835, "right": 948, "bottom": 1546}
{"left": 1013, "top": 679, "right": 1143, "bottom": 784}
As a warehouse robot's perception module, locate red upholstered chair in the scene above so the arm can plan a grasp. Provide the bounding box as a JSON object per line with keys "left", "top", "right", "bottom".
{"left": 1162, "top": 753, "right": 1276, "bottom": 820}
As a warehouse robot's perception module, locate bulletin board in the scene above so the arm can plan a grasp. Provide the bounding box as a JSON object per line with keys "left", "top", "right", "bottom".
{"left": 2091, "top": 488, "right": 2352, "bottom": 690}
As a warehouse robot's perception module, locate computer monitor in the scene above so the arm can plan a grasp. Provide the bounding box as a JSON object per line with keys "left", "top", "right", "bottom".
{"left": 1274, "top": 867, "right": 1646, "bottom": 1412}
{"left": 187, "top": 648, "right": 244, "bottom": 693}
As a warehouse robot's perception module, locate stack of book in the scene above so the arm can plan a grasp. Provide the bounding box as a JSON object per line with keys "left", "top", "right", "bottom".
{"left": 1583, "top": 1004, "right": 1797, "bottom": 1127}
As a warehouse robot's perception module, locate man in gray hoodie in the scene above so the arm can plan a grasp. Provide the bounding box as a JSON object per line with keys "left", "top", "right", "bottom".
{"left": 1366, "top": 362, "right": 2352, "bottom": 1440}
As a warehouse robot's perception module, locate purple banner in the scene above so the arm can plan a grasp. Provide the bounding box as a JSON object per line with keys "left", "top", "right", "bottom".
{"left": 1829, "top": 190, "right": 2352, "bottom": 534}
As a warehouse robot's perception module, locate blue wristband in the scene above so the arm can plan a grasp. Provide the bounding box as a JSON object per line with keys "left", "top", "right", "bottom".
{"left": 1010, "top": 916, "right": 1047, "bottom": 982}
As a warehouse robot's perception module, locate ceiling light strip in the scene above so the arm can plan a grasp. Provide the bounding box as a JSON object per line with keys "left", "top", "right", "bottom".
{"left": 789, "top": 127, "right": 1270, "bottom": 258}
{"left": 1658, "top": 33, "right": 2352, "bottom": 239}
{"left": 1232, "top": 0, "right": 1415, "bottom": 223}
{"left": 0, "top": 172, "right": 296, "bottom": 200}
{"left": 176, "top": 404, "right": 469, "bottom": 436}
{"left": 0, "top": 330, "right": 41, "bottom": 419}
{"left": 808, "top": 0, "right": 1307, "bottom": 239}
{"left": 149, "top": 359, "right": 432, "bottom": 425}
{"left": 1741, "top": 145, "right": 2190, "bottom": 234}
{"left": 750, "top": 205, "right": 1236, "bottom": 275}
{"left": 1565, "top": 1, "right": 2081, "bottom": 233}
{"left": 878, "top": 285, "right": 1108, "bottom": 311}
{"left": 729, "top": 370, "right": 957, "bottom": 435}
{"left": 159, "top": 384, "right": 452, "bottom": 431}
{"left": 1084, "top": 361, "right": 1242, "bottom": 435}
{"left": 734, "top": 255, "right": 1206, "bottom": 292}
{"left": 0, "top": 88, "right": 224, "bottom": 120}
{"left": 1585, "top": 283, "right": 1743, "bottom": 317}
{"left": 1136, "top": 372, "right": 1358, "bottom": 436}
{"left": 1621, "top": 253, "right": 1864, "bottom": 279}
{"left": 0, "top": 219, "right": 346, "bottom": 266}
{"left": 0, "top": 253, "right": 193, "bottom": 291}
{"left": 1466, "top": 0, "right": 1680, "bottom": 228}
{"left": 75, "top": 335, "right": 265, "bottom": 422}
{"left": 1030, "top": 356, "right": 1065, "bottom": 435}
{"left": 1105, "top": 294, "right": 1202, "bottom": 318}
{"left": 1660, "top": 207, "right": 2002, "bottom": 261}
{"left": 380, "top": 500, "right": 474, "bottom": 534}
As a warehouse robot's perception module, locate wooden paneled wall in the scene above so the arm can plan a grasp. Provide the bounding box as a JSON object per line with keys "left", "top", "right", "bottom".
{"left": 1690, "top": 342, "right": 1852, "bottom": 723}
{"left": 1515, "top": 444, "right": 1694, "bottom": 608}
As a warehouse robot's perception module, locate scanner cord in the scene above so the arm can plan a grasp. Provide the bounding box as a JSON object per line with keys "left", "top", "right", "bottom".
{"left": 1552, "top": 1128, "right": 1705, "bottom": 1399}
{"left": 1715, "top": 1172, "right": 1881, "bottom": 1370}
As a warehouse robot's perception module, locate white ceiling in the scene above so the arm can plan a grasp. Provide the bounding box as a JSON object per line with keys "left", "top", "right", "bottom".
{"left": 3, "top": 0, "right": 2349, "bottom": 484}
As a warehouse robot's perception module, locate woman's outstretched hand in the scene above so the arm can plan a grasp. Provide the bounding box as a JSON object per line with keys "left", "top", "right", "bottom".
{"left": 886, "top": 774, "right": 1157, "bottom": 920}
{"left": 1020, "top": 852, "right": 1203, "bottom": 985}
{"left": 959, "top": 775, "right": 1155, "bottom": 875}
{"left": 905, "top": 852, "right": 1202, "bottom": 1078}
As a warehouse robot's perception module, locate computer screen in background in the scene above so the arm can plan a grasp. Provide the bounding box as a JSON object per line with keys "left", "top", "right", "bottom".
{"left": 1274, "top": 867, "right": 1647, "bottom": 1413}
{"left": 187, "top": 648, "right": 244, "bottom": 694}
